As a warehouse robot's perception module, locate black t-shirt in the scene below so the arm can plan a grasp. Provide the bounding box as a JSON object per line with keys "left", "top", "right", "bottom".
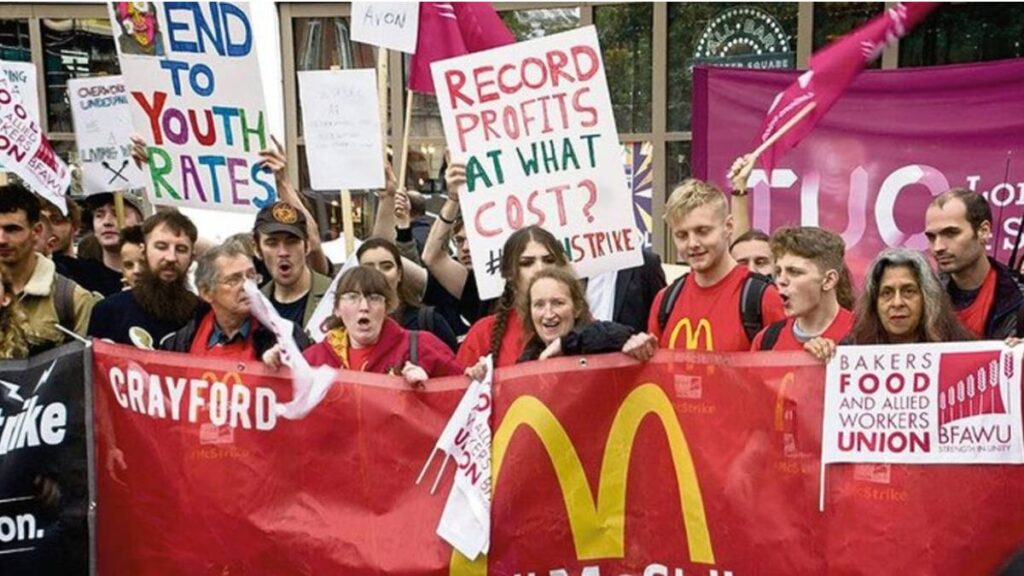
{"left": 947, "top": 281, "right": 980, "bottom": 310}
{"left": 269, "top": 290, "right": 309, "bottom": 327}
{"left": 87, "top": 290, "right": 189, "bottom": 349}
{"left": 73, "top": 258, "right": 124, "bottom": 297}
{"left": 423, "top": 272, "right": 495, "bottom": 337}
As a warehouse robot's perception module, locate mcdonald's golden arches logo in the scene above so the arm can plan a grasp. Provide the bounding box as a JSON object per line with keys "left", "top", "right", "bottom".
{"left": 449, "top": 383, "right": 715, "bottom": 575}
{"left": 669, "top": 318, "right": 714, "bottom": 350}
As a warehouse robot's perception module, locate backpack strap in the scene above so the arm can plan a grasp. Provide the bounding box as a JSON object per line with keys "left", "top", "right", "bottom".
{"left": 657, "top": 274, "right": 688, "bottom": 333}
{"left": 417, "top": 305, "right": 435, "bottom": 335}
{"left": 409, "top": 330, "right": 419, "bottom": 366}
{"left": 758, "top": 320, "right": 788, "bottom": 351}
{"left": 54, "top": 274, "right": 76, "bottom": 331}
{"left": 740, "top": 272, "right": 771, "bottom": 343}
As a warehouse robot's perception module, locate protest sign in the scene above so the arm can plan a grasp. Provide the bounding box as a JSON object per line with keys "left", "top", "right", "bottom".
{"left": 350, "top": 2, "right": 419, "bottom": 54}
{"left": 692, "top": 59, "right": 1024, "bottom": 279}
{"left": 432, "top": 26, "right": 642, "bottom": 299}
{"left": 68, "top": 75, "right": 148, "bottom": 195}
{"left": 297, "top": 69, "right": 385, "bottom": 191}
{"left": 0, "top": 342, "right": 92, "bottom": 575}
{"left": 109, "top": 1, "right": 277, "bottom": 212}
{"left": 0, "top": 75, "right": 70, "bottom": 211}
{"left": 0, "top": 61, "right": 38, "bottom": 130}
{"left": 824, "top": 341, "right": 1024, "bottom": 466}
{"left": 91, "top": 343, "right": 1024, "bottom": 574}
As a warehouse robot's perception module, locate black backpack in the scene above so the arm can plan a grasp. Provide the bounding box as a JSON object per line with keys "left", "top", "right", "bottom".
{"left": 756, "top": 320, "right": 788, "bottom": 350}
{"left": 656, "top": 272, "right": 772, "bottom": 344}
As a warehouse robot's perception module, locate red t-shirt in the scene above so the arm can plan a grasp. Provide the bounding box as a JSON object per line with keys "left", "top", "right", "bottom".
{"left": 750, "top": 307, "right": 855, "bottom": 351}
{"left": 647, "top": 265, "right": 785, "bottom": 352}
{"left": 954, "top": 266, "right": 997, "bottom": 338}
{"left": 347, "top": 341, "right": 377, "bottom": 371}
{"left": 456, "top": 310, "right": 525, "bottom": 368}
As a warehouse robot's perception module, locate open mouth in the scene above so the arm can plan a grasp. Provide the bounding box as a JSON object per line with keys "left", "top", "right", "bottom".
{"left": 356, "top": 317, "right": 371, "bottom": 328}
{"left": 278, "top": 262, "right": 293, "bottom": 275}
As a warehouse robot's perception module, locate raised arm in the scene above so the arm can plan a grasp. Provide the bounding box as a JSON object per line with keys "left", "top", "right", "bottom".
{"left": 422, "top": 163, "right": 469, "bottom": 298}
{"left": 371, "top": 164, "right": 399, "bottom": 241}
{"left": 727, "top": 153, "right": 757, "bottom": 238}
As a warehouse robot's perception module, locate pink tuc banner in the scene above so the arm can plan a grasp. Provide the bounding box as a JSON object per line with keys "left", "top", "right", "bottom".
{"left": 692, "top": 59, "right": 1024, "bottom": 277}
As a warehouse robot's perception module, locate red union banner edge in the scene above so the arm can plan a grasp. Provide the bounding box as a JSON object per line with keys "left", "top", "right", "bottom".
{"left": 91, "top": 341, "right": 1024, "bottom": 575}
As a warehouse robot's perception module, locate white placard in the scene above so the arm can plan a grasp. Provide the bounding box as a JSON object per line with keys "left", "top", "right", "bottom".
{"left": 350, "top": 2, "right": 420, "bottom": 54}
{"left": 823, "top": 341, "right": 1024, "bottom": 465}
{"left": 297, "top": 69, "right": 384, "bottom": 191}
{"left": 431, "top": 26, "right": 642, "bottom": 299}
{"left": 109, "top": 1, "right": 276, "bottom": 212}
{"left": 0, "top": 75, "right": 70, "bottom": 211}
{"left": 68, "top": 75, "right": 148, "bottom": 195}
{"left": 0, "top": 61, "right": 38, "bottom": 124}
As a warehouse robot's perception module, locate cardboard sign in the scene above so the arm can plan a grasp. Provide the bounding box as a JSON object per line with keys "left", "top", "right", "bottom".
{"left": 823, "top": 341, "right": 1024, "bottom": 465}
{"left": 350, "top": 2, "right": 419, "bottom": 54}
{"left": 0, "top": 61, "right": 38, "bottom": 126}
{"left": 109, "top": 1, "right": 277, "bottom": 212}
{"left": 68, "top": 75, "right": 148, "bottom": 195}
{"left": 431, "top": 26, "right": 642, "bottom": 299}
{"left": 0, "top": 75, "right": 70, "bottom": 211}
{"left": 297, "top": 69, "right": 385, "bottom": 191}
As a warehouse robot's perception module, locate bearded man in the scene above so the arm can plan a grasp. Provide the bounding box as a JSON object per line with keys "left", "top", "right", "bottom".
{"left": 88, "top": 211, "right": 200, "bottom": 349}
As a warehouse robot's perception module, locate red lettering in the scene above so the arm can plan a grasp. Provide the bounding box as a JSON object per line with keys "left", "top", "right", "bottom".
{"left": 573, "top": 87, "right": 598, "bottom": 127}
{"left": 526, "top": 190, "right": 546, "bottom": 227}
{"left": 546, "top": 184, "right": 570, "bottom": 226}
{"left": 506, "top": 195, "right": 523, "bottom": 230}
{"left": 521, "top": 57, "right": 548, "bottom": 89}
{"left": 497, "top": 63, "right": 521, "bottom": 94}
{"left": 571, "top": 44, "right": 599, "bottom": 81}
{"left": 480, "top": 110, "right": 500, "bottom": 142}
{"left": 546, "top": 49, "right": 572, "bottom": 88}
{"left": 189, "top": 109, "right": 216, "bottom": 146}
{"left": 502, "top": 106, "right": 520, "bottom": 140}
{"left": 133, "top": 90, "right": 168, "bottom": 145}
{"left": 474, "top": 65, "right": 499, "bottom": 103}
{"left": 445, "top": 69, "right": 474, "bottom": 109}
{"left": 454, "top": 113, "right": 479, "bottom": 152}
{"left": 474, "top": 201, "right": 501, "bottom": 238}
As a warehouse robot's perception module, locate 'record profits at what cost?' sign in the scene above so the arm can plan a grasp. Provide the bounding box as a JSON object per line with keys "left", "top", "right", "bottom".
{"left": 431, "top": 26, "right": 642, "bottom": 299}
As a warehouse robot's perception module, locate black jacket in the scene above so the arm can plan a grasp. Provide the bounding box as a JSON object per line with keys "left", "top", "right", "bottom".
{"left": 518, "top": 321, "right": 636, "bottom": 363}
{"left": 942, "top": 257, "right": 1024, "bottom": 339}
{"left": 612, "top": 249, "right": 667, "bottom": 334}
{"left": 160, "top": 303, "right": 312, "bottom": 356}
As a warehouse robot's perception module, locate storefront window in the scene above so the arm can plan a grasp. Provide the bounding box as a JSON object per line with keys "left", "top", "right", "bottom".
{"left": 0, "top": 19, "right": 30, "bottom": 62}
{"left": 899, "top": 3, "right": 1024, "bottom": 67}
{"left": 667, "top": 3, "right": 797, "bottom": 132}
{"left": 666, "top": 141, "right": 692, "bottom": 193}
{"left": 500, "top": 7, "right": 580, "bottom": 41}
{"left": 42, "top": 19, "right": 119, "bottom": 134}
{"left": 595, "top": 4, "right": 653, "bottom": 133}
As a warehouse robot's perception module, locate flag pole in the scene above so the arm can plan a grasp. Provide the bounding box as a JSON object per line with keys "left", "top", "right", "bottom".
{"left": 113, "top": 190, "right": 126, "bottom": 228}
{"left": 341, "top": 189, "right": 355, "bottom": 257}
{"left": 752, "top": 102, "right": 818, "bottom": 159}
{"left": 399, "top": 89, "right": 414, "bottom": 189}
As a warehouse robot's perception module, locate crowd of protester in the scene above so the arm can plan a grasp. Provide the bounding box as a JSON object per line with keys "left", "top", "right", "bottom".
{"left": 2, "top": 141, "right": 1022, "bottom": 384}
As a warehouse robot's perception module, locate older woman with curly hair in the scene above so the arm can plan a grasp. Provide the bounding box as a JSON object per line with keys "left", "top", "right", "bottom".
{"left": 850, "top": 248, "right": 974, "bottom": 345}
{"left": 0, "top": 267, "right": 29, "bottom": 359}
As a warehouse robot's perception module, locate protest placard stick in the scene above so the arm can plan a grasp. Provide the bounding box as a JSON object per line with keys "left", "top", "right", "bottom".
{"left": 341, "top": 189, "right": 355, "bottom": 256}
{"left": 751, "top": 101, "right": 818, "bottom": 159}
{"left": 377, "top": 49, "right": 389, "bottom": 159}
{"left": 114, "top": 191, "right": 125, "bottom": 228}
{"left": 398, "top": 90, "right": 414, "bottom": 187}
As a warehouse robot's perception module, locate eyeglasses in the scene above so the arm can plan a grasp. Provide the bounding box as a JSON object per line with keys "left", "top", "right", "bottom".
{"left": 339, "top": 292, "right": 387, "bottom": 306}
{"left": 220, "top": 271, "right": 262, "bottom": 288}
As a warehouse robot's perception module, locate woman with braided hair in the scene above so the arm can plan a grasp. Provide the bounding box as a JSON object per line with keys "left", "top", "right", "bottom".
{"left": 456, "top": 225, "right": 570, "bottom": 368}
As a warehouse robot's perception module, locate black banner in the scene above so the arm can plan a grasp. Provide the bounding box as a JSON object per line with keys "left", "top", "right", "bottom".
{"left": 0, "top": 341, "right": 93, "bottom": 574}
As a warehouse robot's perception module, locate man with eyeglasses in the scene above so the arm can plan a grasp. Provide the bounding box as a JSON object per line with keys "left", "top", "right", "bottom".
{"left": 89, "top": 211, "right": 201, "bottom": 349}
{"left": 162, "top": 240, "right": 311, "bottom": 358}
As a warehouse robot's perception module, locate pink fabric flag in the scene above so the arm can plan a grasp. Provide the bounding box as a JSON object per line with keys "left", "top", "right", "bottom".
{"left": 407, "top": 2, "right": 516, "bottom": 94}
{"left": 756, "top": 2, "right": 940, "bottom": 171}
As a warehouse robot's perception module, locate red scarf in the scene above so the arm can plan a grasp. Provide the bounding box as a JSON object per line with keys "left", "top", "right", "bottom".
{"left": 956, "top": 267, "right": 997, "bottom": 338}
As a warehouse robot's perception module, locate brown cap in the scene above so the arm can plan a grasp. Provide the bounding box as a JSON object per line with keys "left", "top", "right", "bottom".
{"left": 254, "top": 201, "right": 307, "bottom": 239}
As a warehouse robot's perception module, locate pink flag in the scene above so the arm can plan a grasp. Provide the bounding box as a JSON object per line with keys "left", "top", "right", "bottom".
{"left": 756, "top": 2, "right": 939, "bottom": 171}
{"left": 407, "top": 2, "right": 516, "bottom": 94}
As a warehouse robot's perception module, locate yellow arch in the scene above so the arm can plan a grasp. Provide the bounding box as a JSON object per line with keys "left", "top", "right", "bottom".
{"left": 668, "top": 318, "right": 714, "bottom": 350}
{"left": 450, "top": 383, "right": 714, "bottom": 575}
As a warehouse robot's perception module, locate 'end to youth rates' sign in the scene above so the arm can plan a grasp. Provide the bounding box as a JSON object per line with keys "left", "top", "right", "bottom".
{"left": 431, "top": 26, "right": 642, "bottom": 299}
{"left": 109, "top": 1, "right": 276, "bottom": 213}
{"left": 823, "top": 341, "right": 1024, "bottom": 466}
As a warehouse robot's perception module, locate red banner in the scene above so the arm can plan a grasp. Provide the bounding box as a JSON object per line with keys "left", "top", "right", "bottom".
{"left": 92, "top": 342, "right": 1024, "bottom": 575}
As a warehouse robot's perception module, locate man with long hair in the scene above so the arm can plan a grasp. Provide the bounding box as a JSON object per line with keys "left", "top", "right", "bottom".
{"left": 88, "top": 211, "right": 200, "bottom": 349}
{"left": 850, "top": 248, "right": 973, "bottom": 345}
{"left": 925, "top": 187, "right": 1024, "bottom": 339}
